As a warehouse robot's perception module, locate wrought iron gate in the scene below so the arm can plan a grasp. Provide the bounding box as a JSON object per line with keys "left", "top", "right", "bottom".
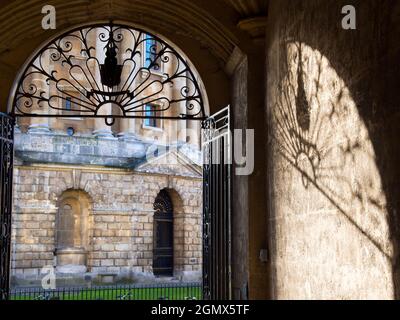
{"left": 0, "top": 113, "right": 14, "bottom": 300}
{"left": 202, "top": 106, "right": 231, "bottom": 300}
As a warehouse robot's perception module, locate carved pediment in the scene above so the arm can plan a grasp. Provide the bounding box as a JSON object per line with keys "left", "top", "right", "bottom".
{"left": 135, "top": 148, "right": 202, "bottom": 178}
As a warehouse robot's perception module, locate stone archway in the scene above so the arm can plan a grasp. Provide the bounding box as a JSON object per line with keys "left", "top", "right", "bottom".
{"left": 0, "top": 0, "right": 269, "bottom": 300}
{"left": 3, "top": 20, "right": 214, "bottom": 295}
{"left": 150, "top": 188, "right": 197, "bottom": 280}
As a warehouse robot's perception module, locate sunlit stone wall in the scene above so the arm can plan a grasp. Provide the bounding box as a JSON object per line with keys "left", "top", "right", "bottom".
{"left": 11, "top": 164, "right": 202, "bottom": 286}
{"left": 266, "top": 0, "right": 396, "bottom": 299}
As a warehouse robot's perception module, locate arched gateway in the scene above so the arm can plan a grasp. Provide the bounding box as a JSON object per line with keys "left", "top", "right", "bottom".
{"left": 0, "top": 23, "right": 232, "bottom": 300}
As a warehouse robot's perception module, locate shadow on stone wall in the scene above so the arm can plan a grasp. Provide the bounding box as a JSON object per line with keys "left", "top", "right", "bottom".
{"left": 268, "top": 0, "right": 400, "bottom": 298}
{"left": 272, "top": 40, "right": 392, "bottom": 258}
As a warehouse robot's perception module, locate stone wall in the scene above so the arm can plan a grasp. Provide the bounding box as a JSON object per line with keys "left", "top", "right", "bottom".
{"left": 11, "top": 164, "right": 202, "bottom": 286}
{"left": 266, "top": 0, "right": 400, "bottom": 299}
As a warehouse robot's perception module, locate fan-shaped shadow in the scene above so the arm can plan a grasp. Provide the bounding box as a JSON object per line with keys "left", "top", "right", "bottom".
{"left": 270, "top": 41, "right": 393, "bottom": 282}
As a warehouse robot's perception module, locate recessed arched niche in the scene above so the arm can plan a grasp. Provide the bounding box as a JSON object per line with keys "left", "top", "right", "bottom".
{"left": 55, "top": 189, "right": 91, "bottom": 274}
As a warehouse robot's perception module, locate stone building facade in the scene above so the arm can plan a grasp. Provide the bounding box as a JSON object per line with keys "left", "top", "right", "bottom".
{"left": 11, "top": 154, "right": 202, "bottom": 286}
{"left": 9, "top": 29, "right": 203, "bottom": 286}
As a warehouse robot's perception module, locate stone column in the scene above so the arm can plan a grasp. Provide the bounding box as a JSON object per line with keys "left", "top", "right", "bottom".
{"left": 92, "top": 28, "right": 115, "bottom": 139}
{"left": 236, "top": 11, "right": 268, "bottom": 300}
{"left": 177, "top": 101, "right": 187, "bottom": 144}
{"left": 14, "top": 122, "right": 21, "bottom": 133}
{"left": 28, "top": 51, "right": 51, "bottom": 134}
{"left": 118, "top": 118, "right": 137, "bottom": 141}
{"left": 117, "top": 30, "right": 137, "bottom": 141}
{"left": 93, "top": 110, "right": 115, "bottom": 139}
{"left": 28, "top": 116, "right": 51, "bottom": 134}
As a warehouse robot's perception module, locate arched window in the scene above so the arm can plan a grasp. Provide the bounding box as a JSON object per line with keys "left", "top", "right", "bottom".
{"left": 153, "top": 189, "right": 173, "bottom": 276}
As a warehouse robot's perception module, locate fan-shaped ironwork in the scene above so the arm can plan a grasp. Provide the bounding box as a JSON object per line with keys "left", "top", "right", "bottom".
{"left": 10, "top": 23, "right": 206, "bottom": 125}
{"left": 153, "top": 189, "right": 173, "bottom": 218}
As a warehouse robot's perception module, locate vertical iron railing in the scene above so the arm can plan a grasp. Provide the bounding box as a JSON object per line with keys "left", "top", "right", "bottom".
{"left": 0, "top": 112, "right": 14, "bottom": 300}
{"left": 202, "top": 106, "right": 232, "bottom": 300}
{"left": 10, "top": 282, "right": 201, "bottom": 300}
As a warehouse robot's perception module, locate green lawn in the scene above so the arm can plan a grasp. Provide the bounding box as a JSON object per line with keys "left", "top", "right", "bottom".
{"left": 11, "top": 285, "right": 202, "bottom": 300}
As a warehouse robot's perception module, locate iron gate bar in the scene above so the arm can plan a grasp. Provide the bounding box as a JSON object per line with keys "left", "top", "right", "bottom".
{"left": 201, "top": 106, "right": 231, "bottom": 300}
{"left": 9, "top": 23, "right": 206, "bottom": 125}
{"left": 0, "top": 112, "right": 14, "bottom": 301}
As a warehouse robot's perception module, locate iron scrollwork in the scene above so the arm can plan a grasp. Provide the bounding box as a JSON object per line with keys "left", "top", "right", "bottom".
{"left": 11, "top": 23, "right": 206, "bottom": 125}
{"left": 153, "top": 189, "right": 173, "bottom": 218}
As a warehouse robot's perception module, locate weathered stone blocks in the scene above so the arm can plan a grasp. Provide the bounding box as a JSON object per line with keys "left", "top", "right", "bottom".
{"left": 11, "top": 164, "right": 202, "bottom": 285}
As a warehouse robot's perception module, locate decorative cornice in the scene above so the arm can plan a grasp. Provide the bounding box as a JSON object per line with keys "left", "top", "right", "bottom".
{"left": 237, "top": 16, "right": 267, "bottom": 45}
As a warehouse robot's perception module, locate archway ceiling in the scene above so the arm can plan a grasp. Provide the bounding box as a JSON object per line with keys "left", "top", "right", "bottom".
{"left": 0, "top": 0, "right": 268, "bottom": 113}
{"left": 224, "top": 0, "right": 268, "bottom": 18}
{"left": 0, "top": 0, "right": 267, "bottom": 62}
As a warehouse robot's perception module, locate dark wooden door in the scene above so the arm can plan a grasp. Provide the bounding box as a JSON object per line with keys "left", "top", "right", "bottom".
{"left": 153, "top": 190, "right": 173, "bottom": 276}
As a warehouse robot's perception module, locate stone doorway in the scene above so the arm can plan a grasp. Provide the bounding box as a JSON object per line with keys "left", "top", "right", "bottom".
{"left": 153, "top": 189, "right": 174, "bottom": 277}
